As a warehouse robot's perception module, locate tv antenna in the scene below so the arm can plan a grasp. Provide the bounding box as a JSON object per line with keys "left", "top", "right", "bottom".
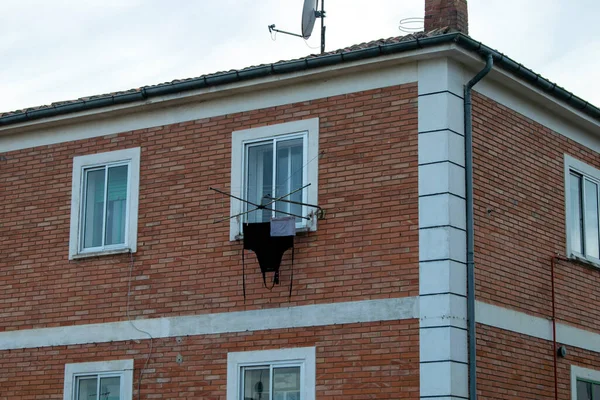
{"left": 398, "top": 17, "right": 424, "bottom": 33}
{"left": 268, "top": 0, "right": 326, "bottom": 54}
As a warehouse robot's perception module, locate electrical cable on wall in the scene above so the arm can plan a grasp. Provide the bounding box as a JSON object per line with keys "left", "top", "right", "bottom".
{"left": 127, "top": 251, "right": 154, "bottom": 400}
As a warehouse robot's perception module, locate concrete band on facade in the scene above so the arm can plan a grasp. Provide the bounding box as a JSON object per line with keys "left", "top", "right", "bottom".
{"left": 2, "top": 297, "right": 599, "bottom": 357}
{"left": 0, "top": 297, "right": 418, "bottom": 350}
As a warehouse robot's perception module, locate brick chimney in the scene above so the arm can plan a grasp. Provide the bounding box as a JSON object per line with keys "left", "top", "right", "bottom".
{"left": 424, "top": 0, "right": 468, "bottom": 34}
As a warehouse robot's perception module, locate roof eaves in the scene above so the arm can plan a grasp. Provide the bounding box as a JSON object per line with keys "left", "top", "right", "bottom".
{"left": 0, "top": 30, "right": 455, "bottom": 127}
{"left": 1, "top": 30, "right": 599, "bottom": 127}
{"left": 453, "top": 34, "right": 600, "bottom": 121}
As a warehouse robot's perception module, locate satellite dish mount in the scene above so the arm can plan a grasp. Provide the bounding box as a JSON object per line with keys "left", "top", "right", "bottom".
{"left": 268, "top": 0, "right": 326, "bottom": 54}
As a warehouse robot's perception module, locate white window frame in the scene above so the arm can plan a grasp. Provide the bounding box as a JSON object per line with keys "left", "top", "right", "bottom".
{"left": 63, "top": 359, "right": 133, "bottom": 400}
{"left": 571, "top": 365, "right": 600, "bottom": 399}
{"left": 227, "top": 347, "right": 316, "bottom": 400}
{"left": 230, "top": 118, "right": 319, "bottom": 241}
{"left": 564, "top": 155, "right": 600, "bottom": 265}
{"left": 69, "top": 147, "right": 141, "bottom": 259}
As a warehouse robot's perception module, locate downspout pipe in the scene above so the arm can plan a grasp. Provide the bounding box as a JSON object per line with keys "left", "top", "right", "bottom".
{"left": 465, "top": 53, "right": 493, "bottom": 400}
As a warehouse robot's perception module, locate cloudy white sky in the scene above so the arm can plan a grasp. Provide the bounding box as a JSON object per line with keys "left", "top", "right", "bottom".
{"left": 1, "top": 0, "right": 599, "bottom": 113}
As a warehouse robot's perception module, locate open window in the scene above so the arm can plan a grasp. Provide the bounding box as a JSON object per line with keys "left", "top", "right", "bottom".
{"left": 69, "top": 148, "right": 141, "bottom": 259}
{"left": 230, "top": 119, "right": 319, "bottom": 240}
{"left": 227, "top": 347, "right": 316, "bottom": 400}
{"left": 63, "top": 360, "right": 133, "bottom": 400}
{"left": 565, "top": 155, "right": 600, "bottom": 264}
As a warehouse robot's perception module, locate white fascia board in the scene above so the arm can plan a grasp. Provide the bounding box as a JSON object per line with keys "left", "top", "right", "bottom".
{"left": 0, "top": 44, "right": 455, "bottom": 141}
{"left": 0, "top": 60, "right": 416, "bottom": 153}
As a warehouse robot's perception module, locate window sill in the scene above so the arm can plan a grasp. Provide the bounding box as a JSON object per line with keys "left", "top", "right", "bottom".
{"left": 569, "top": 254, "right": 600, "bottom": 269}
{"left": 70, "top": 247, "right": 132, "bottom": 260}
{"left": 233, "top": 226, "right": 312, "bottom": 241}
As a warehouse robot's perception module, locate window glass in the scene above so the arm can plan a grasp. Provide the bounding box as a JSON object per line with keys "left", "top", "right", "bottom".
{"left": 273, "top": 366, "right": 301, "bottom": 400}
{"left": 276, "top": 138, "right": 303, "bottom": 222}
{"left": 593, "top": 382, "right": 600, "bottom": 399}
{"left": 243, "top": 367, "right": 270, "bottom": 400}
{"left": 75, "top": 375, "right": 121, "bottom": 400}
{"left": 245, "top": 136, "right": 305, "bottom": 224}
{"left": 584, "top": 179, "right": 600, "bottom": 259}
{"left": 83, "top": 168, "right": 106, "bottom": 248}
{"left": 99, "top": 376, "right": 121, "bottom": 400}
{"left": 77, "top": 377, "right": 98, "bottom": 400}
{"left": 246, "top": 142, "right": 274, "bottom": 223}
{"left": 568, "top": 166, "right": 600, "bottom": 261}
{"left": 240, "top": 365, "right": 301, "bottom": 400}
{"left": 81, "top": 163, "right": 129, "bottom": 250}
{"left": 570, "top": 172, "right": 583, "bottom": 254}
{"left": 106, "top": 165, "right": 128, "bottom": 245}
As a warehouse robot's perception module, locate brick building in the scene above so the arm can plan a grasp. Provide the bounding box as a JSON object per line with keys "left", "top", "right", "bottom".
{"left": 1, "top": 0, "right": 600, "bottom": 399}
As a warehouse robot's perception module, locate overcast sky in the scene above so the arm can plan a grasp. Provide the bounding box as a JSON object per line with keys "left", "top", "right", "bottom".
{"left": 1, "top": 0, "right": 599, "bottom": 114}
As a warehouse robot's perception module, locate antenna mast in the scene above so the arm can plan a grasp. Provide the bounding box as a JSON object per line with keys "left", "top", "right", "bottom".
{"left": 268, "top": 0, "right": 326, "bottom": 54}
{"left": 319, "top": 0, "right": 325, "bottom": 54}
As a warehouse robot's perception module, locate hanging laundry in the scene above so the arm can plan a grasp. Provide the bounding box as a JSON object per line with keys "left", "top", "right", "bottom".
{"left": 242, "top": 222, "right": 295, "bottom": 300}
{"left": 270, "top": 216, "right": 296, "bottom": 237}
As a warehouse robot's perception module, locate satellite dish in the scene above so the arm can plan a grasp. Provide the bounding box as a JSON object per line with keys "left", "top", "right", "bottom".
{"left": 301, "top": 0, "right": 317, "bottom": 39}
{"left": 268, "top": 0, "right": 326, "bottom": 53}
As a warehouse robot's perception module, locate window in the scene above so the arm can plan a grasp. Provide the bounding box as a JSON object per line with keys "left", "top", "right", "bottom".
{"left": 230, "top": 119, "right": 319, "bottom": 240}
{"left": 577, "top": 380, "right": 600, "bottom": 400}
{"left": 572, "top": 365, "right": 600, "bottom": 400}
{"left": 565, "top": 155, "right": 600, "bottom": 263}
{"left": 227, "top": 347, "right": 316, "bottom": 400}
{"left": 69, "top": 148, "right": 141, "bottom": 259}
{"left": 63, "top": 360, "right": 133, "bottom": 400}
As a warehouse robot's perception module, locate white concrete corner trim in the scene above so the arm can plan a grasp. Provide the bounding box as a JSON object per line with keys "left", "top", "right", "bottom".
{"left": 0, "top": 297, "right": 418, "bottom": 350}
{"left": 418, "top": 57, "right": 469, "bottom": 400}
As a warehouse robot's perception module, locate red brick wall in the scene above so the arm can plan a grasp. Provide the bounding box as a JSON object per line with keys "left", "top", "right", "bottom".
{"left": 472, "top": 92, "right": 600, "bottom": 332}
{"left": 0, "top": 83, "right": 418, "bottom": 331}
{"left": 477, "top": 324, "right": 554, "bottom": 399}
{"left": 424, "top": 0, "right": 469, "bottom": 33}
{"left": 477, "top": 323, "right": 600, "bottom": 400}
{"left": 0, "top": 320, "right": 419, "bottom": 399}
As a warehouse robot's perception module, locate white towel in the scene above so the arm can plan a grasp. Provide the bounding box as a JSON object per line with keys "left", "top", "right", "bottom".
{"left": 270, "top": 216, "right": 296, "bottom": 237}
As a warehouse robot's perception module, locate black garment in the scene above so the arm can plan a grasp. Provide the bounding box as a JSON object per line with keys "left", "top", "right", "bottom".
{"left": 242, "top": 222, "right": 294, "bottom": 299}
